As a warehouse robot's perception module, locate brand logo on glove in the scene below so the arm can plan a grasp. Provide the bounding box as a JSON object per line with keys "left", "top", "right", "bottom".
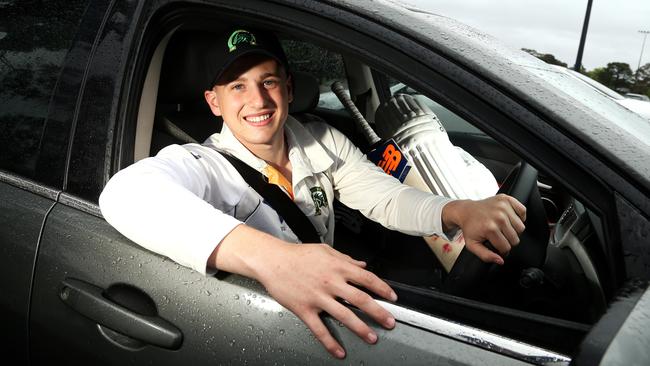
{"left": 367, "top": 139, "right": 411, "bottom": 182}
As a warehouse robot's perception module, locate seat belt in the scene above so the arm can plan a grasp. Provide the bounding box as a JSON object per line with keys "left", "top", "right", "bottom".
{"left": 219, "top": 153, "right": 321, "bottom": 244}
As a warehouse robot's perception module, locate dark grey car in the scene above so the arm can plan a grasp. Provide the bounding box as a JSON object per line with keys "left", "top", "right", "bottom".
{"left": 2, "top": 0, "right": 649, "bottom": 365}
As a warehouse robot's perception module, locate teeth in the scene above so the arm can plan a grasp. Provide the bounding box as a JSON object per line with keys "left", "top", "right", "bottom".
{"left": 247, "top": 114, "right": 271, "bottom": 123}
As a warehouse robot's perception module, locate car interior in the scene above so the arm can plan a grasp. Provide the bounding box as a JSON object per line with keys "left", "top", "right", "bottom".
{"left": 132, "top": 24, "right": 616, "bottom": 354}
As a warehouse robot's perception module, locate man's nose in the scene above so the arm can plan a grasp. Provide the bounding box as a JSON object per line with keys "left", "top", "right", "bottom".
{"left": 248, "top": 84, "right": 269, "bottom": 108}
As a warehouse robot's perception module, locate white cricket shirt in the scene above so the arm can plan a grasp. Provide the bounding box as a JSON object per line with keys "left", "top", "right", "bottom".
{"left": 99, "top": 116, "right": 452, "bottom": 274}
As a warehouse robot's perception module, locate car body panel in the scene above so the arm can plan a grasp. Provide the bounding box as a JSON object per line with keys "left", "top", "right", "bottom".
{"left": 617, "top": 98, "right": 650, "bottom": 120}
{"left": 0, "top": 177, "right": 57, "bottom": 365}
{"left": 599, "top": 286, "right": 650, "bottom": 365}
{"left": 549, "top": 65, "right": 650, "bottom": 121}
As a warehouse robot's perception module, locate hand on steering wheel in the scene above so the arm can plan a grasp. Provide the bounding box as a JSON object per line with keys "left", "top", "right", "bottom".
{"left": 442, "top": 161, "right": 549, "bottom": 297}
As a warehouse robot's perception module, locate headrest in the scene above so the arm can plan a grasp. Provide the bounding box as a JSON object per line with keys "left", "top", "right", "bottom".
{"left": 289, "top": 71, "right": 319, "bottom": 114}
{"left": 158, "top": 31, "right": 220, "bottom": 104}
{"left": 158, "top": 31, "right": 319, "bottom": 114}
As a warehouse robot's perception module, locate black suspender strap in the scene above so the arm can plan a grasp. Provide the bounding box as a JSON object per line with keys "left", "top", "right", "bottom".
{"left": 219, "top": 153, "right": 321, "bottom": 244}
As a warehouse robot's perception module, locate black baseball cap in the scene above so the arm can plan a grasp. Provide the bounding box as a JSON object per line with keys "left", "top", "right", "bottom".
{"left": 206, "top": 27, "right": 289, "bottom": 88}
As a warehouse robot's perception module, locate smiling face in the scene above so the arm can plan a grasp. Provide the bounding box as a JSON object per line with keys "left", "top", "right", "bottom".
{"left": 204, "top": 54, "right": 293, "bottom": 156}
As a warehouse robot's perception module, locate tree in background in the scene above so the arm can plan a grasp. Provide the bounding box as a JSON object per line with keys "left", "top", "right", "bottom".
{"left": 631, "top": 63, "right": 650, "bottom": 97}
{"left": 588, "top": 62, "right": 635, "bottom": 93}
{"left": 521, "top": 48, "right": 568, "bottom": 67}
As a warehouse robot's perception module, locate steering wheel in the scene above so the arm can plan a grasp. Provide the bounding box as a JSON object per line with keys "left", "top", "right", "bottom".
{"left": 441, "top": 161, "right": 550, "bottom": 297}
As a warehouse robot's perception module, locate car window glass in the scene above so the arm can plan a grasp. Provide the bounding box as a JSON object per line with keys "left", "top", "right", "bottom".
{"left": 384, "top": 75, "right": 483, "bottom": 135}
{"left": 0, "top": 1, "right": 87, "bottom": 182}
{"left": 281, "top": 39, "right": 347, "bottom": 111}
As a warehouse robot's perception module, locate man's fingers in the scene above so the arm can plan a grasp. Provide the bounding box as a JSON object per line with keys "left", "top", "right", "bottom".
{"left": 347, "top": 267, "right": 397, "bottom": 303}
{"left": 501, "top": 221, "right": 521, "bottom": 247}
{"left": 302, "top": 311, "right": 346, "bottom": 359}
{"left": 328, "top": 246, "right": 367, "bottom": 267}
{"left": 467, "top": 240, "right": 504, "bottom": 265}
{"left": 486, "top": 229, "right": 512, "bottom": 257}
{"left": 506, "top": 194, "right": 527, "bottom": 222}
{"left": 510, "top": 214, "right": 526, "bottom": 234}
{"left": 322, "top": 299, "right": 379, "bottom": 345}
{"left": 504, "top": 198, "right": 526, "bottom": 234}
{"left": 337, "top": 284, "right": 396, "bottom": 330}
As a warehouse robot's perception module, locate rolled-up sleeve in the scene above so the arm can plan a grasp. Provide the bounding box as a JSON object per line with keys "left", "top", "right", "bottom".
{"left": 99, "top": 145, "right": 241, "bottom": 275}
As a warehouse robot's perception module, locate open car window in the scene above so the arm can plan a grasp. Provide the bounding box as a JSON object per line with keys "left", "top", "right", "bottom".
{"left": 281, "top": 39, "right": 348, "bottom": 111}
{"left": 383, "top": 76, "right": 483, "bottom": 135}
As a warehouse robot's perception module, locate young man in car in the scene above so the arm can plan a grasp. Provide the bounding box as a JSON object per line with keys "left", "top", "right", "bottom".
{"left": 99, "top": 27, "right": 526, "bottom": 359}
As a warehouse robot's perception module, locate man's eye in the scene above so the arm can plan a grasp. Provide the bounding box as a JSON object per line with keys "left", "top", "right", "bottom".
{"left": 263, "top": 79, "right": 278, "bottom": 87}
{"left": 231, "top": 84, "right": 245, "bottom": 91}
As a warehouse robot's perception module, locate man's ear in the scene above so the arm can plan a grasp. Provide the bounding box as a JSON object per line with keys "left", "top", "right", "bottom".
{"left": 286, "top": 74, "right": 294, "bottom": 104}
{"left": 204, "top": 89, "right": 223, "bottom": 116}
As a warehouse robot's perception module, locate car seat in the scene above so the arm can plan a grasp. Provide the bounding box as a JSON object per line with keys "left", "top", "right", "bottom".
{"left": 151, "top": 30, "right": 325, "bottom": 155}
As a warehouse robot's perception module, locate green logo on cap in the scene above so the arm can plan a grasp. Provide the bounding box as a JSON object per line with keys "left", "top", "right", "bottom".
{"left": 227, "top": 29, "right": 257, "bottom": 52}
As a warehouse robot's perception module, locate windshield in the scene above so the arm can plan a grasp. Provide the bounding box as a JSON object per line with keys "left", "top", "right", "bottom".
{"left": 525, "top": 66, "right": 650, "bottom": 145}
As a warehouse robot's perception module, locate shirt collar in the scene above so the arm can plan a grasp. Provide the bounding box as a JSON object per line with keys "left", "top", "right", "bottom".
{"left": 203, "top": 115, "right": 334, "bottom": 180}
{"left": 203, "top": 123, "right": 267, "bottom": 172}
{"left": 284, "top": 116, "right": 333, "bottom": 177}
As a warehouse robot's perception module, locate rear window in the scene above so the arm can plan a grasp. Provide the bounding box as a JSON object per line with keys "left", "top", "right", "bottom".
{"left": 0, "top": 0, "right": 88, "bottom": 182}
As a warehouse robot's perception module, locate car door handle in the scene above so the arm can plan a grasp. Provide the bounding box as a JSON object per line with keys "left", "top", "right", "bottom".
{"left": 59, "top": 278, "right": 182, "bottom": 350}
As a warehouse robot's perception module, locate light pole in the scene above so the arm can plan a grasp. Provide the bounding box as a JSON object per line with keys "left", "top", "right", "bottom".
{"left": 574, "top": 0, "right": 593, "bottom": 72}
{"left": 637, "top": 30, "right": 650, "bottom": 74}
